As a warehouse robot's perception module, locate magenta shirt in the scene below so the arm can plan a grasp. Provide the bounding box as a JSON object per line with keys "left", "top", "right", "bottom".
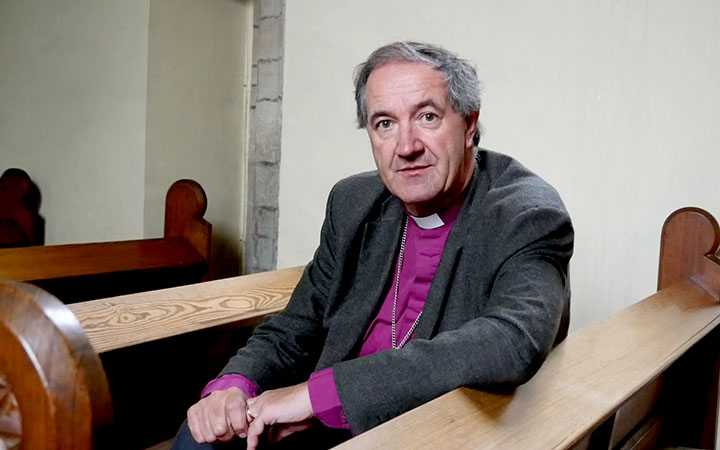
{"left": 202, "top": 199, "right": 463, "bottom": 431}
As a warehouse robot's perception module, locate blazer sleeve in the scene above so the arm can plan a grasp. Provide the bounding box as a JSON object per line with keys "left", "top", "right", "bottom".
{"left": 332, "top": 203, "right": 574, "bottom": 433}
{"left": 217, "top": 187, "right": 342, "bottom": 390}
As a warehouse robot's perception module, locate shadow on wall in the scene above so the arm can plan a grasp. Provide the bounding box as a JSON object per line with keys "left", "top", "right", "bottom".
{"left": 211, "top": 230, "right": 242, "bottom": 279}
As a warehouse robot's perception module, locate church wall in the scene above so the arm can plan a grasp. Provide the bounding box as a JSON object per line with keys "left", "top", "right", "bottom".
{"left": 0, "top": 0, "right": 253, "bottom": 280}
{"left": 0, "top": 0, "right": 149, "bottom": 244}
{"left": 277, "top": 1, "right": 720, "bottom": 330}
{"left": 144, "top": 0, "right": 253, "bottom": 279}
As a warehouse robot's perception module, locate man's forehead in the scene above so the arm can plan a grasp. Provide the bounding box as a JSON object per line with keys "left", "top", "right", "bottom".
{"left": 366, "top": 60, "right": 449, "bottom": 107}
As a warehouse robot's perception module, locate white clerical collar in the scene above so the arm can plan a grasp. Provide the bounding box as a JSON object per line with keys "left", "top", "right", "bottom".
{"left": 409, "top": 213, "right": 445, "bottom": 229}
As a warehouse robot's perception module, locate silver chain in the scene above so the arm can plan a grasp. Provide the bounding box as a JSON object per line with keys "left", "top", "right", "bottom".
{"left": 392, "top": 216, "right": 423, "bottom": 349}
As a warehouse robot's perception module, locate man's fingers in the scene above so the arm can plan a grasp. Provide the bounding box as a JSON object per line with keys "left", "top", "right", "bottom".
{"left": 226, "top": 398, "right": 250, "bottom": 438}
{"left": 206, "top": 396, "right": 234, "bottom": 442}
{"left": 187, "top": 390, "right": 249, "bottom": 444}
{"left": 188, "top": 404, "right": 216, "bottom": 444}
{"left": 245, "top": 416, "right": 266, "bottom": 450}
{"left": 187, "top": 407, "right": 207, "bottom": 443}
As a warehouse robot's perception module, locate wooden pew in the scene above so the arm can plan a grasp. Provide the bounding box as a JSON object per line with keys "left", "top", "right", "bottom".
{"left": 0, "top": 281, "right": 113, "bottom": 450}
{"left": 0, "top": 180, "right": 211, "bottom": 303}
{"left": 0, "top": 266, "right": 304, "bottom": 449}
{"left": 73, "top": 266, "right": 305, "bottom": 448}
{"left": 2, "top": 207, "right": 719, "bottom": 449}
{"left": 0, "top": 168, "right": 43, "bottom": 248}
{"left": 337, "top": 207, "right": 720, "bottom": 450}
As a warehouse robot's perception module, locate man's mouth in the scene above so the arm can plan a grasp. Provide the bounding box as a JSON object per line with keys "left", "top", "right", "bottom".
{"left": 398, "top": 165, "right": 431, "bottom": 175}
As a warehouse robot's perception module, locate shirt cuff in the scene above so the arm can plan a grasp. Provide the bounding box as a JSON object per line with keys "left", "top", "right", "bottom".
{"left": 201, "top": 374, "right": 260, "bottom": 399}
{"left": 308, "top": 368, "right": 350, "bottom": 430}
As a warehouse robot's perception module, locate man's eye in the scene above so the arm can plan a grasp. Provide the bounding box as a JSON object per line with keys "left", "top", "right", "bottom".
{"left": 421, "top": 113, "right": 437, "bottom": 122}
{"left": 377, "top": 120, "right": 391, "bottom": 129}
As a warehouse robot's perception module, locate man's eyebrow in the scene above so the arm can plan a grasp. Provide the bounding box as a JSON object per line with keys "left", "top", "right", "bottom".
{"left": 368, "top": 110, "right": 392, "bottom": 124}
{"left": 416, "top": 99, "right": 440, "bottom": 110}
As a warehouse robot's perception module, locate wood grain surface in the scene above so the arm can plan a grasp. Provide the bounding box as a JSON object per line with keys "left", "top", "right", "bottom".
{"left": 336, "top": 281, "right": 720, "bottom": 450}
{"left": 69, "top": 265, "right": 305, "bottom": 353}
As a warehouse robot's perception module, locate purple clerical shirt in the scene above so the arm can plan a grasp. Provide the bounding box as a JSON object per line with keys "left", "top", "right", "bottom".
{"left": 201, "top": 198, "right": 463, "bottom": 432}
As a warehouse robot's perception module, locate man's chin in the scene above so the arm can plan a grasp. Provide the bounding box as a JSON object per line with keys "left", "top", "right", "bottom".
{"left": 396, "top": 195, "right": 443, "bottom": 217}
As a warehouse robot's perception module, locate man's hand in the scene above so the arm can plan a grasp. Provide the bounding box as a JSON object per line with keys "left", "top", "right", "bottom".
{"left": 187, "top": 387, "right": 251, "bottom": 444}
{"left": 245, "top": 382, "right": 314, "bottom": 450}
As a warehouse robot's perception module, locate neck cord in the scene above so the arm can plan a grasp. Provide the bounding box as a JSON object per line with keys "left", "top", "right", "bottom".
{"left": 392, "top": 216, "right": 423, "bottom": 349}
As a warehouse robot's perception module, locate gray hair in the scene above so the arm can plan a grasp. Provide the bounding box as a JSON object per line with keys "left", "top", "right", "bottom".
{"left": 354, "top": 41, "right": 483, "bottom": 145}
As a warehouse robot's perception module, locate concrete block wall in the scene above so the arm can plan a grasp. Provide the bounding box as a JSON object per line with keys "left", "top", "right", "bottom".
{"left": 244, "top": 0, "right": 285, "bottom": 273}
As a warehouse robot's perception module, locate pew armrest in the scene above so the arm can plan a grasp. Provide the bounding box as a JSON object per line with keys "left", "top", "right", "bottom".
{"left": 69, "top": 266, "right": 305, "bottom": 353}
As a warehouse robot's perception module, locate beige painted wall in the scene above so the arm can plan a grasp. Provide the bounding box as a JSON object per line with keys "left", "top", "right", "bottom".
{"left": 278, "top": 1, "right": 720, "bottom": 329}
{"left": 0, "top": 0, "right": 149, "bottom": 244}
{"left": 144, "top": 0, "right": 253, "bottom": 278}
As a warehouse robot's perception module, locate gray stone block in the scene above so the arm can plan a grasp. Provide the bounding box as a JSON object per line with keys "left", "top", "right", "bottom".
{"left": 258, "top": 60, "right": 281, "bottom": 101}
{"left": 257, "top": 16, "right": 284, "bottom": 60}
{"left": 255, "top": 206, "right": 278, "bottom": 239}
{"left": 255, "top": 236, "right": 277, "bottom": 271}
{"left": 253, "top": 163, "right": 279, "bottom": 208}
{"left": 260, "top": 0, "right": 284, "bottom": 19}
{"left": 253, "top": 100, "right": 281, "bottom": 163}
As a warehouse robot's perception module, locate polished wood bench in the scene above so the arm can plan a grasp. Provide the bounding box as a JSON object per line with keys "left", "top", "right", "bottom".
{"left": 0, "top": 265, "right": 304, "bottom": 449}
{"left": 0, "top": 179, "right": 211, "bottom": 302}
{"left": 76, "top": 266, "right": 305, "bottom": 448}
{"left": 338, "top": 207, "right": 720, "bottom": 450}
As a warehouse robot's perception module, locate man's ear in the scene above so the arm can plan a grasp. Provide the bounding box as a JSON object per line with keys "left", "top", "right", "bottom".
{"left": 464, "top": 111, "right": 480, "bottom": 148}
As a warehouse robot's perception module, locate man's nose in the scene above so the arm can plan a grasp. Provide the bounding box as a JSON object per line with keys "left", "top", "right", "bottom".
{"left": 396, "top": 124, "right": 424, "bottom": 158}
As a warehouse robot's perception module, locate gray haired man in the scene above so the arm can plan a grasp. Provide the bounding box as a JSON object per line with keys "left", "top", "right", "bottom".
{"left": 174, "top": 41, "right": 573, "bottom": 449}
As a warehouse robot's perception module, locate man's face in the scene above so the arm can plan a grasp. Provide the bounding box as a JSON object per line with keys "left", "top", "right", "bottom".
{"left": 365, "top": 61, "right": 478, "bottom": 217}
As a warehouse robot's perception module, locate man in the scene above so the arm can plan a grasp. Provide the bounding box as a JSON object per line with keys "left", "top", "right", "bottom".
{"left": 173, "top": 41, "right": 573, "bottom": 449}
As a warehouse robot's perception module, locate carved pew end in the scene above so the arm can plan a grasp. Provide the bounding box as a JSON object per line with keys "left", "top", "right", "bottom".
{"left": 0, "top": 281, "right": 112, "bottom": 449}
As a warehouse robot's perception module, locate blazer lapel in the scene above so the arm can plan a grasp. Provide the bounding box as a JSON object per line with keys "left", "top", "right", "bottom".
{"left": 326, "top": 199, "right": 405, "bottom": 361}
{"left": 414, "top": 153, "right": 489, "bottom": 339}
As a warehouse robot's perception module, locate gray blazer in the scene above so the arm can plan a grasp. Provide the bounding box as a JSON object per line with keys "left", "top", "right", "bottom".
{"left": 222, "top": 149, "right": 573, "bottom": 433}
